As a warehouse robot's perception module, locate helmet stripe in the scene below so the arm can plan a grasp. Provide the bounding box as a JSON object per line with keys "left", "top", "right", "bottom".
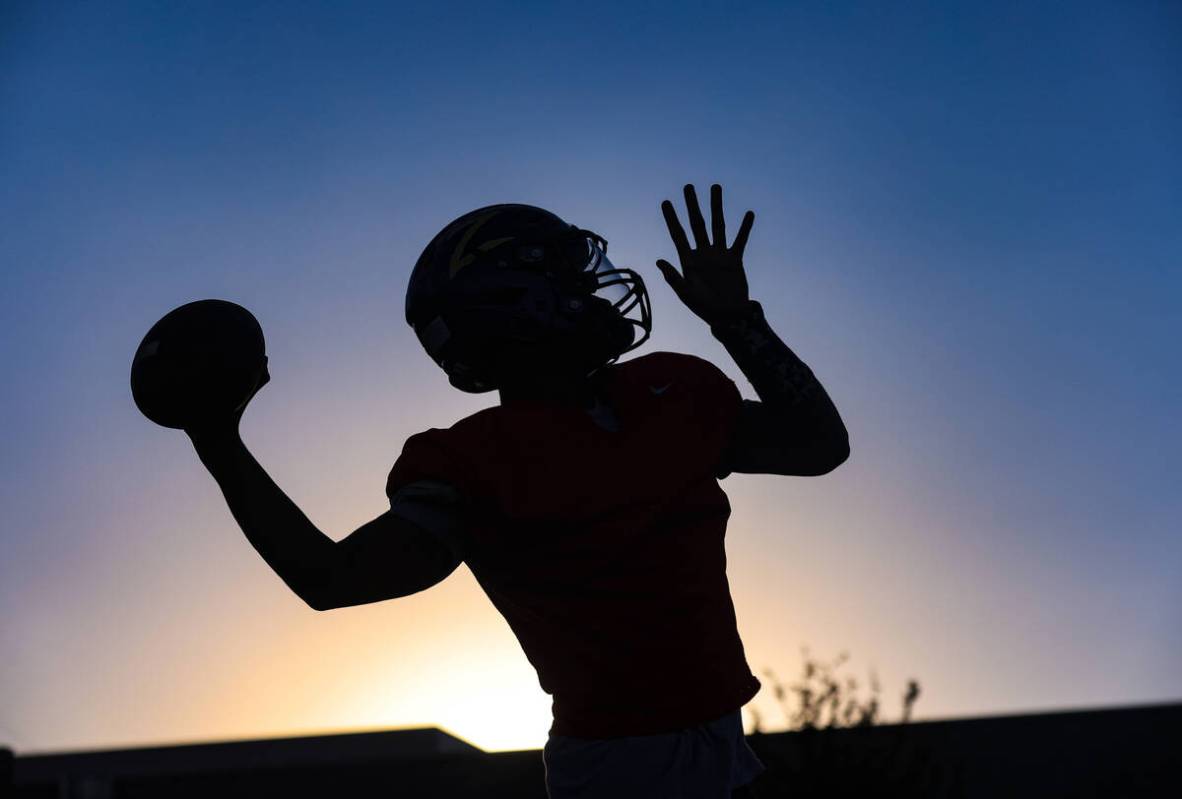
{"left": 477, "top": 236, "right": 515, "bottom": 253}
{"left": 448, "top": 211, "right": 500, "bottom": 279}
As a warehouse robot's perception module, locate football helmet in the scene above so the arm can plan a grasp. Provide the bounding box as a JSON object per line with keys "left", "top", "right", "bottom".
{"left": 406, "top": 204, "right": 652, "bottom": 393}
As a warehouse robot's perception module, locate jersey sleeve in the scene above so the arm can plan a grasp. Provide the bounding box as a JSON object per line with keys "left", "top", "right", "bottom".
{"left": 388, "top": 479, "right": 469, "bottom": 559}
{"left": 386, "top": 428, "right": 479, "bottom": 498}
{"left": 386, "top": 427, "right": 488, "bottom": 555}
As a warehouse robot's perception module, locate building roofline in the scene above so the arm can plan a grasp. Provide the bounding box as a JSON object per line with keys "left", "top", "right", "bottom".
{"left": 14, "top": 726, "right": 482, "bottom": 781}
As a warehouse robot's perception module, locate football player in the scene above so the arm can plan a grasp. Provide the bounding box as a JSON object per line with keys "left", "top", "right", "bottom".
{"left": 186, "top": 183, "right": 849, "bottom": 798}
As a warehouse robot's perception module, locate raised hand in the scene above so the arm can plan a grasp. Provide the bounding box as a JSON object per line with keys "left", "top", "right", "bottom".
{"left": 656, "top": 183, "right": 755, "bottom": 326}
{"left": 184, "top": 357, "right": 270, "bottom": 443}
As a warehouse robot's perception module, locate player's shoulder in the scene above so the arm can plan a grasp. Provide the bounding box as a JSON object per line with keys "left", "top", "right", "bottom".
{"left": 393, "top": 403, "right": 499, "bottom": 460}
{"left": 615, "top": 350, "right": 730, "bottom": 384}
{"left": 389, "top": 410, "right": 498, "bottom": 498}
{"left": 417, "top": 404, "right": 501, "bottom": 444}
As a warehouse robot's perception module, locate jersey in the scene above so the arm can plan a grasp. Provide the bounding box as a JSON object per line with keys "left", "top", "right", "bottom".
{"left": 385, "top": 351, "right": 761, "bottom": 738}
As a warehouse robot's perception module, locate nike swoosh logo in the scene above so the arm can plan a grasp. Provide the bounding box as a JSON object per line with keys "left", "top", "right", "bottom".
{"left": 650, "top": 383, "right": 674, "bottom": 395}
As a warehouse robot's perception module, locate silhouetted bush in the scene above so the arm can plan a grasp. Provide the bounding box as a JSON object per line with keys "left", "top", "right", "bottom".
{"left": 743, "top": 650, "right": 957, "bottom": 797}
{"left": 747, "top": 648, "right": 921, "bottom": 733}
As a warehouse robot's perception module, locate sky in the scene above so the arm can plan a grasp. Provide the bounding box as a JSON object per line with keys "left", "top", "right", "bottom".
{"left": 2, "top": 0, "right": 1179, "bottom": 754}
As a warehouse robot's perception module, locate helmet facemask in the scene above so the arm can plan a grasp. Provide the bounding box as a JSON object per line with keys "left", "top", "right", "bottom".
{"left": 408, "top": 206, "right": 652, "bottom": 394}
{"left": 577, "top": 232, "right": 652, "bottom": 361}
{"left": 483, "top": 230, "right": 651, "bottom": 389}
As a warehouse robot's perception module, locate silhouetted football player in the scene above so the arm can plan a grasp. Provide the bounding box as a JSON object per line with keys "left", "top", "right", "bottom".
{"left": 186, "top": 184, "right": 849, "bottom": 798}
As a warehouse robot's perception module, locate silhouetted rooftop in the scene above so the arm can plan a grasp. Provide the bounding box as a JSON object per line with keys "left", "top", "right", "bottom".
{"left": 8, "top": 703, "right": 1180, "bottom": 798}
{"left": 13, "top": 726, "right": 479, "bottom": 781}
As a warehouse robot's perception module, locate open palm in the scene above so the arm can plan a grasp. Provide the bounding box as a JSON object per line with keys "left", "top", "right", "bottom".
{"left": 657, "top": 183, "right": 755, "bottom": 325}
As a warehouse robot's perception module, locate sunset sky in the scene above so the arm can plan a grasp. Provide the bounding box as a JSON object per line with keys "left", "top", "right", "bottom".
{"left": 2, "top": 0, "right": 1179, "bottom": 754}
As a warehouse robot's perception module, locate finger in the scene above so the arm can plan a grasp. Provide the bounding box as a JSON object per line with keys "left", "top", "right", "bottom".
{"left": 655, "top": 259, "right": 687, "bottom": 298}
{"left": 684, "top": 184, "right": 709, "bottom": 249}
{"left": 710, "top": 184, "right": 726, "bottom": 248}
{"left": 661, "top": 200, "right": 691, "bottom": 259}
{"left": 732, "top": 210, "right": 755, "bottom": 258}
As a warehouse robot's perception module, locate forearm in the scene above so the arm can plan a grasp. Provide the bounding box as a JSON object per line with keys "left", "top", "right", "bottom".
{"left": 710, "top": 299, "right": 848, "bottom": 446}
{"left": 189, "top": 430, "right": 337, "bottom": 607}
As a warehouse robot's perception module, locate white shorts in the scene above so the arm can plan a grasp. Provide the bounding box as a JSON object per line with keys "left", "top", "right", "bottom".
{"left": 543, "top": 709, "right": 765, "bottom": 799}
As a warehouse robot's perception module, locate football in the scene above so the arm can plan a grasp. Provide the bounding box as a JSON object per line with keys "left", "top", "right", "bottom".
{"left": 130, "top": 299, "right": 267, "bottom": 430}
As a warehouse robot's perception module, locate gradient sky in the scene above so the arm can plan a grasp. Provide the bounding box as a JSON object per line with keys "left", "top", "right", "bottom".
{"left": 2, "top": 0, "right": 1179, "bottom": 754}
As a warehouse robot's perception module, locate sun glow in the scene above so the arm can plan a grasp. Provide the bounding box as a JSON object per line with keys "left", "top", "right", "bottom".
{"left": 322, "top": 642, "right": 555, "bottom": 753}
{"left": 424, "top": 658, "right": 556, "bottom": 752}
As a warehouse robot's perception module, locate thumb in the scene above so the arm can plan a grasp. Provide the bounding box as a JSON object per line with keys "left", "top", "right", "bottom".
{"left": 655, "top": 259, "right": 686, "bottom": 295}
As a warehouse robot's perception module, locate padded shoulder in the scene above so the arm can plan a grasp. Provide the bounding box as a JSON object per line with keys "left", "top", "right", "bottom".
{"left": 385, "top": 414, "right": 497, "bottom": 504}
{"left": 621, "top": 351, "right": 733, "bottom": 385}
{"left": 620, "top": 351, "right": 743, "bottom": 479}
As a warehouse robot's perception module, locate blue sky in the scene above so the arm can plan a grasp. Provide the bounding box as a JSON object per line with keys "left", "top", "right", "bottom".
{"left": 2, "top": 0, "right": 1179, "bottom": 752}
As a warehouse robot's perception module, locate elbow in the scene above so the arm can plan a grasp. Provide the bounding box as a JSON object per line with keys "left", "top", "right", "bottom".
{"left": 304, "top": 591, "right": 336, "bottom": 612}
{"left": 300, "top": 571, "right": 341, "bottom": 611}
{"left": 300, "top": 555, "right": 345, "bottom": 611}
{"left": 816, "top": 435, "right": 850, "bottom": 475}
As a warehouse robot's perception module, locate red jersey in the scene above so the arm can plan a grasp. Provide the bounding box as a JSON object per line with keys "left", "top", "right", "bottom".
{"left": 385, "top": 351, "right": 761, "bottom": 737}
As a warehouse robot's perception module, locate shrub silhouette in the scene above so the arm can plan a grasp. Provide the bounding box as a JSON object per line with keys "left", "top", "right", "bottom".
{"left": 743, "top": 650, "right": 960, "bottom": 797}
{"left": 747, "top": 648, "right": 921, "bottom": 733}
